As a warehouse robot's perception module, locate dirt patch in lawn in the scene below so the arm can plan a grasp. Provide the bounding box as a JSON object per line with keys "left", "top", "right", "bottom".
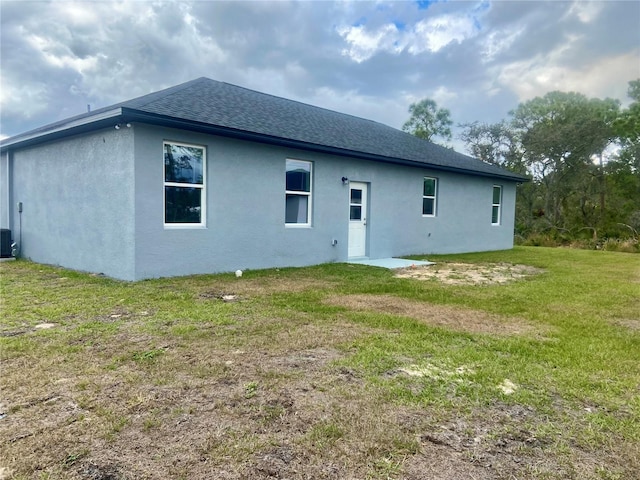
{"left": 197, "top": 274, "right": 335, "bottom": 298}
{"left": 399, "top": 401, "right": 639, "bottom": 480}
{"left": 325, "top": 294, "right": 537, "bottom": 336}
{"left": 614, "top": 318, "right": 640, "bottom": 331}
{"left": 395, "top": 262, "right": 544, "bottom": 285}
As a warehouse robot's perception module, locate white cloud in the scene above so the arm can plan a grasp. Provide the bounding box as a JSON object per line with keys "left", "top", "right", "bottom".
{"left": 431, "top": 86, "right": 458, "bottom": 106}
{"left": 481, "top": 26, "right": 524, "bottom": 63}
{"left": 304, "top": 86, "right": 409, "bottom": 129}
{"left": 410, "top": 14, "right": 477, "bottom": 54}
{"left": 59, "top": 2, "right": 99, "bottom": 26}
{"left": 337, "top": 23, "right": 403, "bottom": 63}
{"left": 496, "top": 49, "right": 640, "bottom": 103}
{"left": 234, "top": 63, "right": 311, "bottom": 101}
{"left": 337, "top": 13, "right": 479, "bottom": 63}
{"left": 0, "top": 81, "right": 50, "bottom": 119}
{"left": 566, "top": 0, "right": 603, "bottom": 23}
{"left": 25, "top": 32, "right": 99, "bottom": 73}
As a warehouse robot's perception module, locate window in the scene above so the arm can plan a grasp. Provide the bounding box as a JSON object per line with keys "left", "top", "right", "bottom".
{"left": 422, "top": 177, "right": 437, "bottom": 216}
{"left": 492, "top": 185, "right": 502, "bottom": 225}
{"left": 350, "top": 188, "right": 363, "bottom": 220}
{"left": 164, "top": 141, "right": 205, "bottom": 227}
{"left": 285, "top": 159, "right": 312, "bottom": 226}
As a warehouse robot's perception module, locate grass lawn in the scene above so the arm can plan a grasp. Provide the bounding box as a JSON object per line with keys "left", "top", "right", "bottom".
{"left": 1, "top": 247, "right": 638, "bottom": 479}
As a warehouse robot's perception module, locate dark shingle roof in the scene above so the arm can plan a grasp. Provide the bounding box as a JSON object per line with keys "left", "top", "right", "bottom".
{"left": 1, "top": 77, "right": 527, "bottom": 181}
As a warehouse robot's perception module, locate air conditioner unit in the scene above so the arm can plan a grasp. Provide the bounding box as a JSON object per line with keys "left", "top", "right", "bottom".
{"left": 0, "top": 229, "right": 12, "bottom": 258}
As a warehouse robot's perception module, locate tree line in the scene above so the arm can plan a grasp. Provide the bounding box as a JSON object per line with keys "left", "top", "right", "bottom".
{"left": 403, "top": 80, "right": 640, "bottom": 251}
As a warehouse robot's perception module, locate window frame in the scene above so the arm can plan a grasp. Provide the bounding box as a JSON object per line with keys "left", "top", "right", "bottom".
{"left": 285, "top": 158, "right": 313, "bottom": 227}
{"left": 422, "top": 176, "right": 438, "bottom": 217}
{"left": 491, "top": 185, "right": 502, "bottom": 225}
{"left": 349, "top": 187, "right": 363, "bottom": 221}
{"left": 163, "top": 140, "right": 206, "bottom": 229}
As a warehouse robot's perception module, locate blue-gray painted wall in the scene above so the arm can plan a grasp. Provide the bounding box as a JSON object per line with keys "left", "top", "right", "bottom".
{"left": 4, "top": 128, "right": 136, "bottom": 279}
{"left": 132, "top": 124, "right": 516, "bottom": 280}
{"left": 1, "top": 123, "right": 517, "bottom": 280}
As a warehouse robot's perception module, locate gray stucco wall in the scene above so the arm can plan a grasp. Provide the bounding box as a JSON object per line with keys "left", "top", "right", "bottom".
{"left": 133, "top": 125, "right": 517, "bottom": 280}
{"left": 3, "top": 123, "right": 517, "bottom": 281}
{"left": 7, "top": 128, "right": 135, "bottom": 279}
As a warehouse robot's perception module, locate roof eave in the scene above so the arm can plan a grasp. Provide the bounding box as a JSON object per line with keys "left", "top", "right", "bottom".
{"left": 0, "top": 108, "right": 124, "bottom": 153}
{"left": 1, "top": 107, "right": 529, "bottom": 183}
{"left": 123, "top": 110, "right": 529, "bottom": 182}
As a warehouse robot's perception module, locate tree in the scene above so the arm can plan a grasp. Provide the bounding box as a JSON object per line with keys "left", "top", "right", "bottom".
{"left": 510, "top": 91, "right": 620, "bottom": 233}
{"left": 402, "top": 99, "right": 453, "bottom": 144}
{"left": 614, "top": 79, "right": 640, "bottom": 171}
{"left": 609, "top": 80, "right": 640, "bottom": 236}
{"left": 459, "top": 84, "right": 638, "bottom": 244}
{"left": 458, "top": 121, "right": 524, "bottom": 172}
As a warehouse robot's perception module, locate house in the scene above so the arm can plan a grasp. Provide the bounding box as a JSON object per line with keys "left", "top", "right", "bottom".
{"left": 0, "top": 77, "right": 527, "bottom": 280}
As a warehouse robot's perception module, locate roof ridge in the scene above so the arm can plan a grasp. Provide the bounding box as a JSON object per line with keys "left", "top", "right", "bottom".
{"left": 124, "top": 77, "right": 210, "bottom": 109}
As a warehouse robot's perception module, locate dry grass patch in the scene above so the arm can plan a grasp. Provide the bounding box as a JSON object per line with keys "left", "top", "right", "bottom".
{"left": 0, "top": 336, "right": 414, "bottom": 479}
{"left": 395, "top": 262, "right": 544, "bottom": 285}
{"left": 400, "top": 402, "right": 639, "bottom": 480}
{"left": 325, "top": 294, "right": 538, "bottom": 336}
{"left": 613, "top": 319, "right": 640, "bottom": 331}
{"left": 0, "top": 313, "right": 388, "bottom": 479}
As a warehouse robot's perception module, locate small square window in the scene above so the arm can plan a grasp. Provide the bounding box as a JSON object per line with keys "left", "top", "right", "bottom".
{"left": 351, "top": 189, "right": 362, "bottom": 205}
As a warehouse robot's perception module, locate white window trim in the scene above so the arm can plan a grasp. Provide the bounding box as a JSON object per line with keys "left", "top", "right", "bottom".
{"left": 163, "top": 141, "right": 206, "bottom": 229}
{"left": 422, "top": 176, "right": 437, "bottom": 217}
{"left": 492, "top": 185, "right": 502, "bottom": 226}
{"left": 285, "top": 159, "right": 313, "bottom": 228}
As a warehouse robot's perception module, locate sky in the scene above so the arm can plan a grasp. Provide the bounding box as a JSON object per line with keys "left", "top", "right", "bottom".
{"left": 1, "top": 0, "right": 639, "bottom": 152}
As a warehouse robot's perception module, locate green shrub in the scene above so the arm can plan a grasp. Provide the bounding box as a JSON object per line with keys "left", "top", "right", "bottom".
{"left": 600, "top": 237, "right": 640, "bottom": 253}
{"left": 517, "top": 233, "right": 560, "bottom": 247}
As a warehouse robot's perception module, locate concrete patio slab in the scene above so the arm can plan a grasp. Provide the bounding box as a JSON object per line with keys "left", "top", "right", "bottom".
{"left": 347, "top": 257, "right": 434, "bottom": 269}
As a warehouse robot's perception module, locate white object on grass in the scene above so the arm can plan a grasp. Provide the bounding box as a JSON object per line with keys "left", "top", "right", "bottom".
{"left": 235, "top": 269, "right": 243, "bottom": 278}
{"left": 498, "top": 379, "right": 518, "bottom": 395}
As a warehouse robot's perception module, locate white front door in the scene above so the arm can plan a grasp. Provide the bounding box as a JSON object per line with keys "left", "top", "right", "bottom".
{"left": 348, "top": 182, "right": 368, "bottom": 258}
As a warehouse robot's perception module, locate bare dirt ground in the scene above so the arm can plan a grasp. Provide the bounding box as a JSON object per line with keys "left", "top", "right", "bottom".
{"left": 324, "top": 294, "right": 541, "bottom": 336}
{"left": 395, "top": 262, "right": 545, "bottom": 285}
{"left": 3, "top": 334, "right": 627, "bottom": 480}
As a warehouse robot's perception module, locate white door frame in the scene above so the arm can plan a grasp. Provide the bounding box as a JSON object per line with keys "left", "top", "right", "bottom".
{"left": 348, "top": 182, "right": 368, "bottom": 258}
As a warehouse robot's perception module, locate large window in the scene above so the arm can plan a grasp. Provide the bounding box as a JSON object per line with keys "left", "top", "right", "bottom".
{"left": 492, "top": 185, "right": 502, "bottom": 225}
{"left": 285, "top": 159, "right": 312, "bottom": 226}
{"left": 164, "top": 141, "right": 205, "bottom": 227}
{"left": 422, "top": 177, "right": 437, "bottom": 216}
